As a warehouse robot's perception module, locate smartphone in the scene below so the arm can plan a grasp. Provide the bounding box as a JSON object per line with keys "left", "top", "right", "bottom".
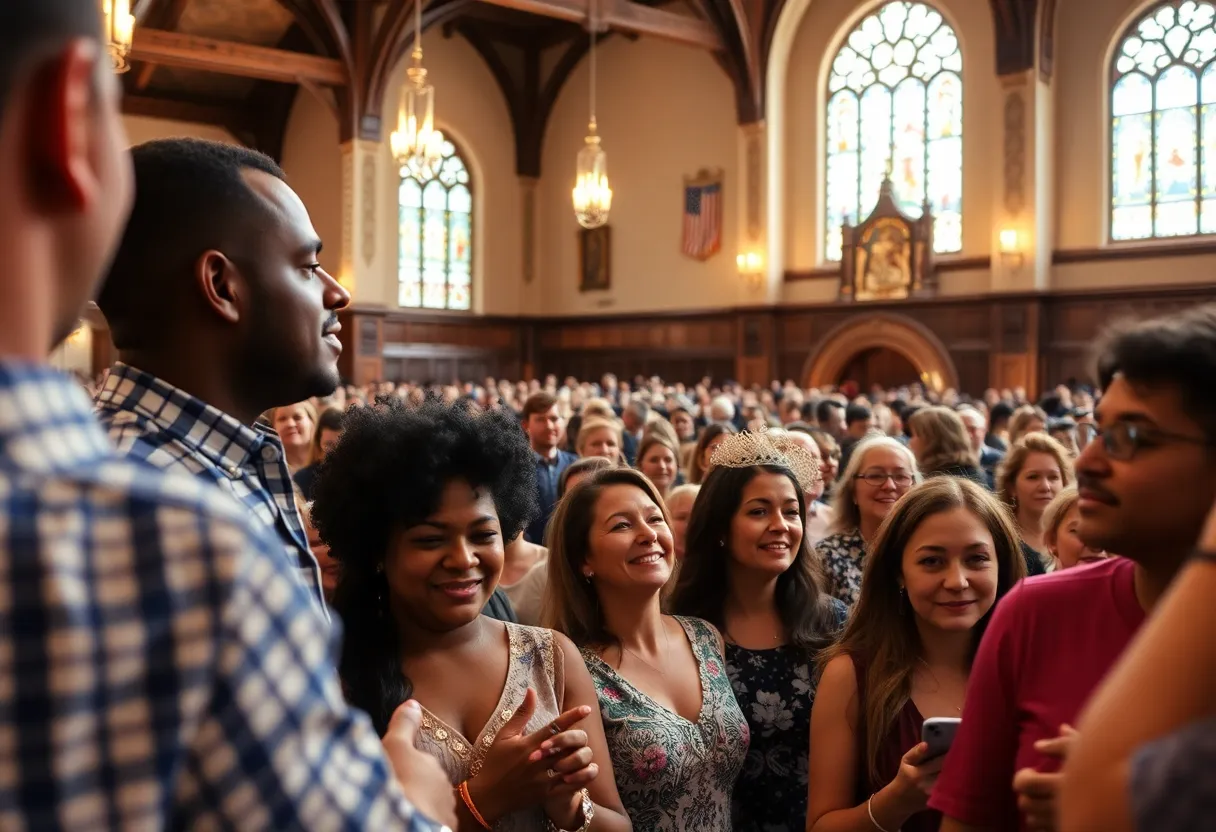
{"left": 921, "top": 717, "right": 962, "bottom": 761}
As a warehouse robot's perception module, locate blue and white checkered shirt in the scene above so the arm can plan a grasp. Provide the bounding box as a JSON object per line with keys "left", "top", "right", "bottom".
{"left": 94, "top": 363, "right": 328, "bottom": 620}
{"left": 0, "top": 362, "right": 441, "bottom": 830}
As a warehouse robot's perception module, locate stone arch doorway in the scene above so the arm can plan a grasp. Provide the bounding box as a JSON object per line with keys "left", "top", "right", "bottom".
{"left": 802, "top": 314, "right": 959, "bottom": 393}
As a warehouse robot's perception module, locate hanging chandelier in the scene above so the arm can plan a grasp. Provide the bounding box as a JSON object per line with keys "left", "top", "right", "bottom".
{"left": 390, "top": 0, "right": 443, "bottom": 179}
{"left": 102, "top": 0, "right": 135, "bottom": 73}
{"left": 572, "top": 0, "right": 611, "bottom": 228}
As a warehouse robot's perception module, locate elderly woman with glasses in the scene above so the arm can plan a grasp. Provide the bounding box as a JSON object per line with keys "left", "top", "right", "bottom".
{"left": 813, "top": 436, "right": 922, "bottom": 607}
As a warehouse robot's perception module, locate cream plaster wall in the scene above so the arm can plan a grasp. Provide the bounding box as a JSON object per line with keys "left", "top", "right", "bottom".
{"left": 280, "top": 91, "right": 344, "bottom": 281}
{"left": 538, "top": 35, "right": 741, "bottom": 315}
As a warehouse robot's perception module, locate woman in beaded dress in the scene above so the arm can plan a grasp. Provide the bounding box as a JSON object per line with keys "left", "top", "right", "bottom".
{"left": 669, "top": 428, "right": 847, "bottom": 832}
{"left": 544, "top": 467, "right": 749, "bottom": 831}
{"left": 312, "top": 398, "right": 630, "bottom": 832}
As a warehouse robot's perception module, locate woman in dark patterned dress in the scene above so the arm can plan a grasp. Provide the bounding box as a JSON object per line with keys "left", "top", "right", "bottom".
{"left": 669, "top": 427, "right": 847, "bottom": 832}
{"left": 806, "top": 478, "right": 1025, "bottom": 832}
{"left": 544, "top": 467, "right": 749, "bottom": 831}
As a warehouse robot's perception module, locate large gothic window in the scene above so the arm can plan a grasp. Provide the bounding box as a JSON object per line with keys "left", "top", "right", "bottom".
{"left": 1110, "top": 1, "right": 1216, "bottom": 241}
{"left": 398, "top": 134, "right": 473, "bottom": 310}
{"left": 824, "top": 1, "right": 962, "bottom": 262}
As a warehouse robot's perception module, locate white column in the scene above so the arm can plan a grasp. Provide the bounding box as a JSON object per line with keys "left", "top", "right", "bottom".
{"left": 737, "top": 120, "right": 774, "bottom": 303}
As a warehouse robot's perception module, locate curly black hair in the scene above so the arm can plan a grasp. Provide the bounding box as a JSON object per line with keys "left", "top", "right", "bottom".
{"left": 310, "top": 396, "right": 538, "bottom": 734}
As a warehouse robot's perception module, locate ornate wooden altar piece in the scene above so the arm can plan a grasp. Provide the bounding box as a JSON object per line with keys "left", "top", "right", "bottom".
{"left": 838, "top": 176, "right": 937, "bottom": 302}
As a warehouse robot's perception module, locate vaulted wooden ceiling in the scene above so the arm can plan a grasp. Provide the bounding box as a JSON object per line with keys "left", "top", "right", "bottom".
{"left": 124, "top": 0, "right": 1054, "bottom": 174}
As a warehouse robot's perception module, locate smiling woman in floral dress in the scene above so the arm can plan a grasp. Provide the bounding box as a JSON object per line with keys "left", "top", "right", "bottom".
{"left": 544, "top": 467, "right": 749, "bottom": 831}
{"left": 670, "top": 429, "right": 846, "bottom": 832}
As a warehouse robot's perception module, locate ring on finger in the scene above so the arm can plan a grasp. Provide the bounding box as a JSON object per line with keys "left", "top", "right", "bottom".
{"left": 546, "top": 769, "right": 556, "bottom": 778}
{"left": 548, "top": 722, "right": 561, "bottom": 736}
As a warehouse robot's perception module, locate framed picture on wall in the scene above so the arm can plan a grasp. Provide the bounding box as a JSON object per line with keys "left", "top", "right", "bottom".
{"left": 579, "top": 225, "right": 611, "bottom": 292}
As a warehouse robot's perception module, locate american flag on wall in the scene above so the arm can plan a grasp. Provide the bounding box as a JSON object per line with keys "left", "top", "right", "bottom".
{"left": 682, "top": 171, "right": 723, "bottom": 260}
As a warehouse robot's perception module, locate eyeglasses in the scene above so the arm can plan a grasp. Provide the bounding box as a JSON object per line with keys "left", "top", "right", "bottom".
{"left": 855, "top": 471, "right": 914, "bottom": 487}
{"left": 1093, "top": 421, "right": 1215, "bottom": 461}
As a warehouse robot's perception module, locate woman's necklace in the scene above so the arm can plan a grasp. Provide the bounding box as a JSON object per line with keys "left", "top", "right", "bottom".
{"left": 918, "top": 657, "right": 964, "bottom": 713}
{"left": 620, "top": 620, "right": 672, "bottom": 676}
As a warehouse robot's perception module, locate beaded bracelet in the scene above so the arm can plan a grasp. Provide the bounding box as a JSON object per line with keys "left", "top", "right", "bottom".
{"left": 458, "top": 780, "right": 492, "bottom": 830}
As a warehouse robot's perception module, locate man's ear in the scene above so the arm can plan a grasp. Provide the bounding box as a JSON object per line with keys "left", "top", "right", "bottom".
{"left": 194, "top": 250, "right": 243, "bottom": 324}
{"left": 27, "top": 40, "right": 104, "bottom": 211}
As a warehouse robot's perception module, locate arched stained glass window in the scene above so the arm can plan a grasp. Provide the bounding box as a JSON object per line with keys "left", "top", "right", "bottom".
{"left": 825, "top": 1, "right": 962, "bottom": 262}
{"left": 1110, "top": 1, "right": 1216, "bottom": 240}
{"left": 399, "top": 134, "right": 472, "bottom": 310}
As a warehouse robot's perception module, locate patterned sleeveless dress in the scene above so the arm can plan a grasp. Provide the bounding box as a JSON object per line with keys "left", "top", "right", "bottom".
{"left": 581, "top": 616, "right": 750, "bottom": 831}
{"left": 415, "top": 622, "right": 565, "bottom": 832}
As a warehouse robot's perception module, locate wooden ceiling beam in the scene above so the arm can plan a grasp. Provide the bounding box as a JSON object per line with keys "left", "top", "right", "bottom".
{"left": 473, "top": 0, "right": 723, "bottom": 50}
{"left": 129, "top": 28, "right": 348, "bottom": 86}
{"left": 133, "top": 0, "right": 192, "bottom": 91}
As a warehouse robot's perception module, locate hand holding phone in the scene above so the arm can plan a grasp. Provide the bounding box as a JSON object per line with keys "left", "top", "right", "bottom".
{"left": 921, "top": 717, "right": 962, "bottom": 761}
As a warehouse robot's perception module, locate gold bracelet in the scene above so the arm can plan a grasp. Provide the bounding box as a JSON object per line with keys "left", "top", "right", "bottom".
{"left": 458, "top": 780, "right": 492, "bottom": 830}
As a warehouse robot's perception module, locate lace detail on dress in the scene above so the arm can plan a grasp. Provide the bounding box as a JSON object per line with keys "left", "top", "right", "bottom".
{"left": 415, "top": 623, "right": 564, "bottom": 831}
{"left": 582, "top": 616, "right": 749, "bottom": 832}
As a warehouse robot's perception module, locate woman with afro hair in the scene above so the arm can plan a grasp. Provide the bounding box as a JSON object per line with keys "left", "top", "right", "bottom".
{"left": 312, "top": 398, "right": 630, "bottom": 832}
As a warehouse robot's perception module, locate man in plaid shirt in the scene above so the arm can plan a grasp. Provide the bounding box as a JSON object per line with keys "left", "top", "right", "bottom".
{"left": 0, "top": 1, "right": 455, "bottom": 828}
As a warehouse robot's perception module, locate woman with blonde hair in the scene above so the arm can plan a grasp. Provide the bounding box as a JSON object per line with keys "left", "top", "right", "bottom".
{"left": 293, "top": 405, "right": 344, "bottom": 500}
{"left": 544, "top": 467, "right": 749, "bottom": 830}
{"left": 576, "top": 416, "right": 624, "bottom": 466}
{"left": 270, "top": 400, "right": 317, "bottom": 472}
{"left": 814, "top": 436, "right": 920, "bottom": 606}
{"left": 635, "top": 432, "right": 680, "bottom": 497}
{"left": 1039, "top": 486, "right": 1108, "bottom": 571}
{"left": 807, "top": 478, "right": 1027, "bottom": 832}
{"left": 995, "top": 432, "right": 1075, "bottom": 576}
{"left": 907, "top": 407, "right": 986, "bottom": 486}
{"left": 665, "top": 483, "right": 700, "bottom": 560}
{"left": 687, "top": 422, "right": 736, "bottom": 485}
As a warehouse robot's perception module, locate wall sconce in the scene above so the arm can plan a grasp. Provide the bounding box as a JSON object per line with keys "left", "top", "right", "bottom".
{"left": 998, "top": 228, "right": 1024, "bottom": 269}
{"left": 736, "top": 251, "right": 764, "bottom": 287}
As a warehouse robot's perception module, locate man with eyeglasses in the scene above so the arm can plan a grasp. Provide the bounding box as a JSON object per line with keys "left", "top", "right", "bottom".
{"left": 932, "top": 304, "right": 1216, "bottom": 832}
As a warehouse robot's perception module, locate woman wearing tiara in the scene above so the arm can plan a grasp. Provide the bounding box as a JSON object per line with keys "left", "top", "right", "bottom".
{"left": 669, "top": 428, "right": 847, "bottom": 832}
{"left": 543, "top": 467, "right": 749, "bottom": 831}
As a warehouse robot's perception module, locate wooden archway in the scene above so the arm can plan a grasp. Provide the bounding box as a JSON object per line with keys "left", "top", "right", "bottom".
{"left": 802, "top": 314, "right": 959, "bottom": 392}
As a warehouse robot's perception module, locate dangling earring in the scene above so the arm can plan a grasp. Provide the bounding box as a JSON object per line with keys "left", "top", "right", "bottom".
{"left": 898, "top": 586, "right": 907, "bottom": 615}
{"left": 584, "top": 570, "right": 594, "bottom": 583}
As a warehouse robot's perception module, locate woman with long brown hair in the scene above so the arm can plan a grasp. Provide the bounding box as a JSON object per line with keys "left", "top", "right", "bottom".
{"left": 669, "top": 429, "right": 845, "bottom": 832}
{"left": 807, "top": 478, "right": 1027, "bottom": 832}
{"left": 544, "top": 467, "right": 748, "bottom": 830}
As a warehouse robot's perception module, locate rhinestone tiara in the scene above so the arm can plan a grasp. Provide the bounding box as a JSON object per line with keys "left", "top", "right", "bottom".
{"left": 708, "top": 425, "right": 821, "bottom": 493}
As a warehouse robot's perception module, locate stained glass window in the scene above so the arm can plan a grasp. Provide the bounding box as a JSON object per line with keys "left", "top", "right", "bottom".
{"left": 399, "top": 134, "right": 472, "bottom": 310}
{"left": 825, "top": 1, "right": 962, "bottom": 261}
{"left": 1111, "top": 1, "right": 1216, "bottom": 240}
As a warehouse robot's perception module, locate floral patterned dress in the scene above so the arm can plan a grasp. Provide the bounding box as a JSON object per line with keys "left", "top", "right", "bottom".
{"left": 815, "top": 528, "right": 868, "bottom": 607}
{"left": 582, "top": 616, "right": 749, "bottom": 831}
{"left": 726, "top": 601, "right": 847, "bottom": 832}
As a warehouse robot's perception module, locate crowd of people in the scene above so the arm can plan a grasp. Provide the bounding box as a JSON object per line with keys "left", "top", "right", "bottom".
{"left": 4, "top": 4, "right": 1216, "bottom": 831}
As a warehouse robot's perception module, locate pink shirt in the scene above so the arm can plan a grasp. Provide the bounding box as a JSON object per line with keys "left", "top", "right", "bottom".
{"left": 928, "top": 557, "right": 1144, "bottom": 830}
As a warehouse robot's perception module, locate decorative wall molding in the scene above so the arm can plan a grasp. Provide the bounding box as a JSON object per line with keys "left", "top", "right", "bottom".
{"left": 1003, "top": 89, "right": 1026, "bottom": 217}
{"left": 361, "top": 153, "right": 376, "bottom": 267}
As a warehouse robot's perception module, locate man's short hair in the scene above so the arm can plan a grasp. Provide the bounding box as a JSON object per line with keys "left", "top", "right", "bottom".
{"left": 845, "top": 403, "right": 873, "bottom": 425}
{"left": 97, "top": 139, "right": 287, "bottom": 350}
{"left": 627, "top": 400, "right": 650, "bottom": 422}
{"left": 521, "top": 392, "right": 557, "bottom": 421}
{"left": 815, "top": 399, "right": 843, "bottom": 423}
{"left": 988, "top": 401, "right": 1014, "bottom": 427}
{"left": 1, "top": 1, "right": 101, "bottom": 119}
{"left": 1094, "top": 304, "right": 1216, "bottom": 441}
